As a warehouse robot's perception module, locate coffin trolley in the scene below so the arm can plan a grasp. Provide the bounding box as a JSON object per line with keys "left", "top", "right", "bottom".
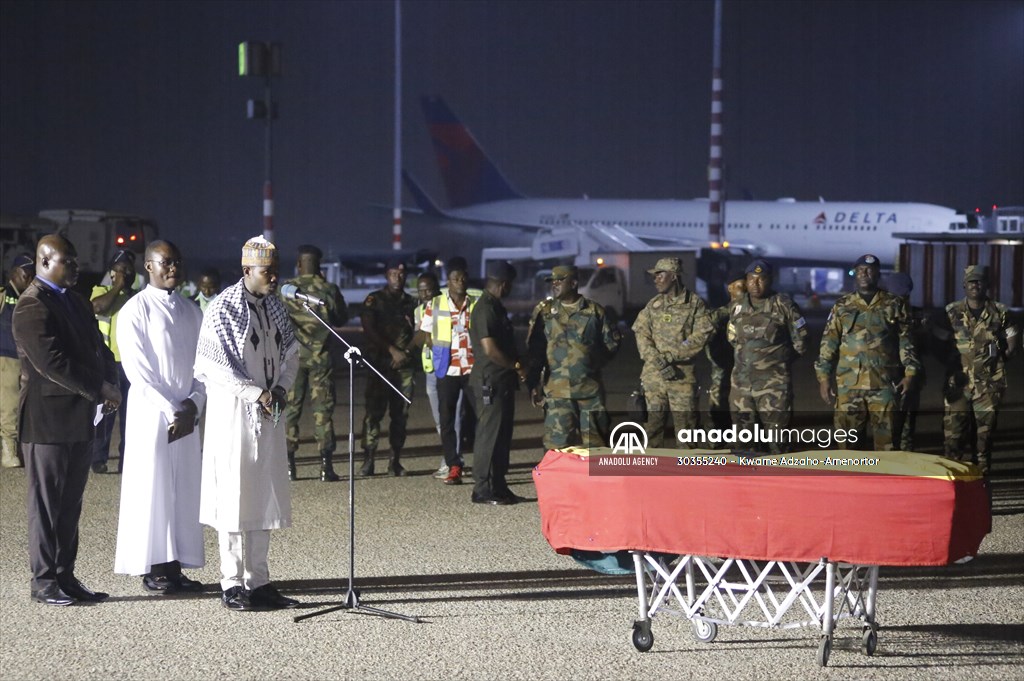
{"left": 533, "top": 448, "right": 989, "bottom": 666}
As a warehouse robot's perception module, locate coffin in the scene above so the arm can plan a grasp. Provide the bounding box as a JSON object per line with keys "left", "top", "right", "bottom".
{"left": 533, "top": 448, "right": 990, "bottom": 567}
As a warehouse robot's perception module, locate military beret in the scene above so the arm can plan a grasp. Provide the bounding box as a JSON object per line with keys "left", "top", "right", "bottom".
{"left": 486, "top": 260, "right": 517, "bottom": 282}
{"left": 297, "top": 244, "right": 323, "bottom": 259}
{"left": 744, "top": 259, "right": 772, "bottom": 276}
{"left": 545, "top": 265, "right": 578, "bottom": 281}
{"left": 646, "top": 257, "right": 682, "bottom": 275}
{"left": 853, "top": 254, "right": 881, "bottom": 268}
{"left": 726, "top": 270, "right": 746, "bottom": 285}
{"left": 963, "top": 264, "right": 988, "bottom": 283}
{"left": 384, "top": 258, "right": 406, "bottom": 272}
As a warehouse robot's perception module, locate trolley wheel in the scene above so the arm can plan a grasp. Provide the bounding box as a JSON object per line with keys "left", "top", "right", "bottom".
{"left": 692, "top": 619, "right": 718, "bottom": 643}
{"left": 631, "top": 622, "right": 654, "bottom": 652}
{"left": 862, "top": 628, "right": 877, "bottom": 656}
{"left": 816, "top": 635, "right": 832, "bottom": 667}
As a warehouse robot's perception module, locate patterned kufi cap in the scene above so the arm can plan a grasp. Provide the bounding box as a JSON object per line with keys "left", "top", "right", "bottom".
{"left": 241, "top": 236, "right": 278, "bottom": 266}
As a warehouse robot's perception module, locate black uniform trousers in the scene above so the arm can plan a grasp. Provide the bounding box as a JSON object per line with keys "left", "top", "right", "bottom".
{"left": 438, "top": 375, "right": 476, "bottom": 468}
{"left": 24, "top": 441, "right": 92, "bottom": 591}
{"left": 472, "top": 376, "right": 516, "bottom": 500}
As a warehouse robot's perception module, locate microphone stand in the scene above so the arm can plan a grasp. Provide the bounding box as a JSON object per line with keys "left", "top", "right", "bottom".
{"left": 292, "top": 300, "right": 421, "bottom": 624}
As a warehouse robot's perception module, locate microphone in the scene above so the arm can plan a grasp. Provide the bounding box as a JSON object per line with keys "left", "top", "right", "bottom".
{"left": 280, "top": 283, "right": 326, "bottom": 307}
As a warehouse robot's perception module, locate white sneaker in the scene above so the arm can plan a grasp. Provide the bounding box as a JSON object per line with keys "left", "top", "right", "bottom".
{"left": 433, "top": 465, "right": 449, "bottom": 479}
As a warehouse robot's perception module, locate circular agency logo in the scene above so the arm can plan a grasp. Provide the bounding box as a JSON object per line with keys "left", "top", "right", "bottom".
{"left": 609, "top": 421, "right": 649, "bottom": 455}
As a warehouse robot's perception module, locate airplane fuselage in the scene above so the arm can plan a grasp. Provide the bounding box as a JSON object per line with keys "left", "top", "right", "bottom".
{"left": 444, "top": 198, "right": 962, "bottom": 266}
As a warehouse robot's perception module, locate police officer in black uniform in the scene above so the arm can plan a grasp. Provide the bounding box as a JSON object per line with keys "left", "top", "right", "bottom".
{"left": 468, "top": 261, "right": 527, "bottom": 505}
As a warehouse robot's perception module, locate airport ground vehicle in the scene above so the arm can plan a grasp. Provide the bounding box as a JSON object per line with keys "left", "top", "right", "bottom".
{"left": 2, "top": 209, "right": 158, "bottom": 293}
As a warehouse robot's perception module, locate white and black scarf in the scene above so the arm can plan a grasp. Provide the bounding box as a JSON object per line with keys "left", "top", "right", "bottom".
{"left": 195, "top": 278, "right": 296, "bottom": 433}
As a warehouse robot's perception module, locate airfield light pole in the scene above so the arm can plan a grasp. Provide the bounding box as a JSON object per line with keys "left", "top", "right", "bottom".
{"left": 239, "top": 41, "right": 282, "bottom": 243}
{"left": 392, "top": 0, "right": 403, "bottom": 250}
{"left": 707, "top": 0, "right": 724, "bottom": 248}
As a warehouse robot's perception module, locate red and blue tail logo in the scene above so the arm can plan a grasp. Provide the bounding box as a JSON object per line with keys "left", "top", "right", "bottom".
{"left": 420, "top": 95, "right": 523, "bottom": 208}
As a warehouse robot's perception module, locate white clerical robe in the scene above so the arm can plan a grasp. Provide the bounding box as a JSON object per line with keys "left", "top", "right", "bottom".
{"left": 114, "top": 285, "right": 206, "bottom": 575}
{"left": 197, "top": 288, "right": 297, "bottom": 532}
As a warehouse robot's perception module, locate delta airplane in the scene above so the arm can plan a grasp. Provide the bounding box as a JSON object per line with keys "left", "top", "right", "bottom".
{"left": 404, "top": 96, "right": 970, "bottom": 267}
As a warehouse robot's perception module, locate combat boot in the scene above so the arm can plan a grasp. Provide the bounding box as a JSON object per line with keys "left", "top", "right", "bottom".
{"left": 320, "top": 451, "right": 340, "bottom": 482}
{"left": 286, "top": 449, "right": 297, "bottom": 481}
{"left": 388, "top": 450, "right": 407, "bottom": 477}
{"left": 359, "top": 449, "right": 375, "bottom": 477}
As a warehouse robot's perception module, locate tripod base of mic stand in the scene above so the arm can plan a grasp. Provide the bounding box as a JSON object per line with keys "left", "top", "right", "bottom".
{"left": 293, "top": 587, "right": 423, "bottom": 624}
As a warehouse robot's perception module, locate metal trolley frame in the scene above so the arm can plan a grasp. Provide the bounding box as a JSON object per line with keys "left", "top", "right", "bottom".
{"left": 629, "top": 552, "right": 880, "bottom": 667}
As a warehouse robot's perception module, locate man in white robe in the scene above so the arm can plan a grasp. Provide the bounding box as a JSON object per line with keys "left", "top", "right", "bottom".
{"left": 194, "top": 236, "right": 300, "bottom": 612}
{"left": 114, "top": 240, "right": 206, "bottom": 593}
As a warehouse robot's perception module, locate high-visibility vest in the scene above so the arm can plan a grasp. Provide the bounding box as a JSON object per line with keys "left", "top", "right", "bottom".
{"left": 91, "top": 276, "right": 141, "bottom": 362}
{"left": 430, "top": 293, "right": 477, "bottom": 378}
{"left": 414, "top": 303, "right": 434, "bottom": 373}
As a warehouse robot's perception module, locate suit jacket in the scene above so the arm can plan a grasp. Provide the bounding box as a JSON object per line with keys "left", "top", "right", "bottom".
{"left": 13, "top": 278, "right": 116, "bottom": 443}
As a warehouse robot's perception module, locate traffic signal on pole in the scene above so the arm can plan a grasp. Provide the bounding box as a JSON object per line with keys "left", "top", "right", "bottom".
{"left": 238, "top": 41, "right": 267, "bottom": 77}
{"left": 238, "top": 41, "right": 281, "bottom": 77}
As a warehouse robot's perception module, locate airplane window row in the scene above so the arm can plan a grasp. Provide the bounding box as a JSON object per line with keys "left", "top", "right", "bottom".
{"left": 536, "top": 218, "right": 881, "bottom": 232}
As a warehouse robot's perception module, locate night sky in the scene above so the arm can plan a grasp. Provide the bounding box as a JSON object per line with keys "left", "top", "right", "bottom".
{"left": 2, "top": 0, "right": 1022, "bottom": 266}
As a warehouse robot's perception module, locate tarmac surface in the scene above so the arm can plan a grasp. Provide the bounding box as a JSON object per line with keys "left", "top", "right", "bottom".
{"left": 1, "top": 316, "right": 1022, "bottom": 680}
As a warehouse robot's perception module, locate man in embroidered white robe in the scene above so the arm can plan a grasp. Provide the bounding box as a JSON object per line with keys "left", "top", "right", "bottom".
{"left": 114, "top": 240, "right": 206, "bottom": 593}
{"left": 194, "top": 236, "right": 301, "bottom": 611}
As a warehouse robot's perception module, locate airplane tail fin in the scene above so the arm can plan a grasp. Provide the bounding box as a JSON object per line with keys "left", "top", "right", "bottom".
{"left": 401, "top": 170, "right": 446, "bottom": 218}
{"left": 420, "top": 95, "right": 524, "bottom": 208}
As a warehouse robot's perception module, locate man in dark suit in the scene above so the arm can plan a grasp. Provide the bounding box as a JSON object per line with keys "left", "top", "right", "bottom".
{"left": 13, "top": 235, "right": 121, "bottom": 606}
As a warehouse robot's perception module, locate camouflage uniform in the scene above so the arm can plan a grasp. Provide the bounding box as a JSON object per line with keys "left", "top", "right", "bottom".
{"left": 727, "top": 292, "right": 807, "bottom": 453}
{"left": 632, "top": 288, "right": 714, "bottom": 448}
{"left": 360, "top": 288, "right": 417, "bottom": 456}
{"left": 892, "top": 305, "right": 930, "bottom": 451}
{"left": 940, "top": 298, "right": 1017, "bottom": 474}
{"left": 705, "top": 304, "right": 734, "bottom": 429}
{"left": 281, "top": 273, "right": 348, "bottom": 456}
{"left": 526, "top": 296, "right": 620, "bottom": 449}
{"left": 814, "top": 291, "right": 920, "bottom": 450}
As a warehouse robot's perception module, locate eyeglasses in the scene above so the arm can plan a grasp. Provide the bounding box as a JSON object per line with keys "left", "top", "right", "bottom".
{"left": 147, "top": 258, "right": 182, "bottom": 268}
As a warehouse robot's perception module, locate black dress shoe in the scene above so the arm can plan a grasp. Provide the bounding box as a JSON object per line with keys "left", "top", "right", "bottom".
{"left": 31, "top": 584, "right": 76, "bottom": 606}
{"left": 492, "top": 494, "right": 524, "bottom": 506}
{"left": 142, "top": 574, "right": 179, "bottom": 593}
{"left": 91, "top": 462, "right": 107, "bottom": 474}
{"left": 174, "top": 574, "right": 205, "bottom": 592}
{"left": 250, "top": 583, "right": 300, "bottom": 609}
{"left": 221, "top": 586, "right": 254, "bottom": 611}
{"left": 471, "top": 492, "right": 499, "bottom": 505}
{"left": 59, "top": 578, "right": 109, "bottom": 602}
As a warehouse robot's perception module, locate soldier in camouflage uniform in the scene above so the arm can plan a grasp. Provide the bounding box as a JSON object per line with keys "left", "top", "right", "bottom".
{"left": 815, "top": 254, "right": 920, "bottom": 450}
{"left": 526, "top": 265, "right": 620, "bottom": 450}
{"left": 937, "top": 265, "right": 1019, "bottom": 475}
{"left": 360, "top": 260, "right": 417, "bottom": 477}
{"left": 883, "top": 272, "right": 929, "bottom": 451}
{"left": 281, "top": 245, "right": 348, "bottom": 481}
{"left": 705, "top": 272, "right": 746, "bottom": 429}
{"left": 728, "top": 260, "right": 808, "bottom": 454}
{"left": 632, "top": 257, "right": 714, "bottom": 448}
